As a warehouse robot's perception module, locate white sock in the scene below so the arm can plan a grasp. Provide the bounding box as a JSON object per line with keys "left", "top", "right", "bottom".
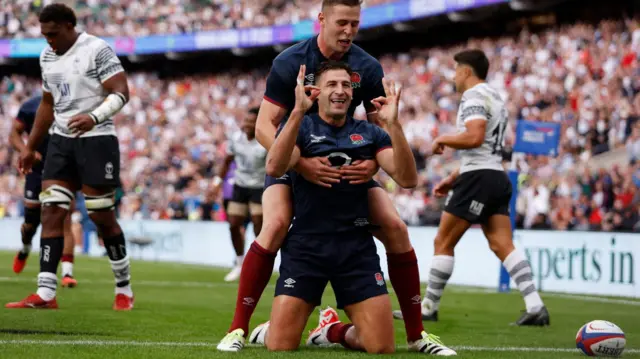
{"left": 110, "top": 256, "right": 133, "bottom": 297}
{"left": 36, "top": 272, "right": 57, "bottom": 301}
{"left": 236, "top": 255, "right": 244, "bottom": 267}
{"left": 422, "top": 255, "right": 454, "bottom": 314}
{"left": 503, "top": 249, "right": 544, "bottom": 313}
{"left": 74, "top": 245, "right": 83, "bottom": 254}
{"left": 61, "top": 261, "right": 73, "bottom": 277}
{"left": 20, "top": 244, "right": 32, "bottom": 255}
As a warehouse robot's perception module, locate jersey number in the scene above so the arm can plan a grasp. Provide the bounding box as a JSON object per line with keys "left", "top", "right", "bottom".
{"left": 57, "top": 83, "right": 70, "bottom": 98}
{"left": 491, "top": 121, "right": 506, "bottom": 155}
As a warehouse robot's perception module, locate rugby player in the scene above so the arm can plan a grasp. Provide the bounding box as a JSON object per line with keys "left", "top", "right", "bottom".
{"left": 392, "top": 49, "right": 550, "bottom": 326}
{"left": 219, "top": 0, "right": 425, "bottom": 349}
{"left": 213, "top": 107, "right": 265, "bottom": 282}
{"left": 9, "top": 95, "right": 78, "bottom": 287}
{"left": 246, "top": 62, "right": 455, "bottom": 355}
{"left": 6, "top": 3, "right": 133, "bottom": 311}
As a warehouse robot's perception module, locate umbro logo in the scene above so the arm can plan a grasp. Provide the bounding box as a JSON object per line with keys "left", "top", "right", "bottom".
{"left": 305, "top": 73, "right": 314, "bottom": 85}
{"left": 243, "top": 297, "right": 255, "bottom": 306}
{"left": 284, "top": 278, "right": 296, "bottom": 288}
{"left": 309, "top": 134, "right": 326, "bottom": 144}
{"left": 411, "top": 295, "right": 422, "bottom": 304}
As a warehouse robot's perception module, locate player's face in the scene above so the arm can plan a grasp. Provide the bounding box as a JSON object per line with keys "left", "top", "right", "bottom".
{"left": 454, "top": 63, "right": 471, "bottom": 93}
{"left": 319, "top": 5, "right": 361, "bottom": 53}
{"left": 318, "top": 69, "right": 353, "bottom": 117}
{"left": 40, "top": 21, "right": 74, "bottom": 55}
{"left": 242, "top": 114, "right": 257, "bottom": 138}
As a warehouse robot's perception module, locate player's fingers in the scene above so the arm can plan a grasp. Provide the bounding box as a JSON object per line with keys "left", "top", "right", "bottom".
{"left": 321, "top": 171, "right": 342, "bottom": 180}
{"left": 317, "top": 157, "right": 333, "bottom": 166}
{"left": 340, "top": 168, "right": 367, "bottom": 176}
{"left": 312, "top": 179, "right": 333, "bottom": 188}
{"left": 348, "top": 179, "right": 369, "bottom": 185}
{"left": 309, "top": 91, "right": 320, "bottom": 102}
{"left": 304, "top": 85, "right": 320, "bottom": 91}
{"left": 381, "top": 78, "right": 390, "bottom": 96}
{"left": 371, "top": 96, "right": 387, "bottom": 104}
{"left": 396, "top": 85, "right": 403, "bottom": 102}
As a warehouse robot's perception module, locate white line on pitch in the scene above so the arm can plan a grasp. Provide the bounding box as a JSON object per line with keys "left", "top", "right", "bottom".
{"left": 0, "top": 340, "right": 637, "bottom": 353}
{"left": 2, "top": 276, "right": 639, "bottom": 307}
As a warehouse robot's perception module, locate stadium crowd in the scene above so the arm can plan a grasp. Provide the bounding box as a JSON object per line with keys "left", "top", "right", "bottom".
{"left": 1, "top": 18, "right": 640, "bottom": 232}
{"left": 0, "top": 0, "right": 394, "bottom": 39}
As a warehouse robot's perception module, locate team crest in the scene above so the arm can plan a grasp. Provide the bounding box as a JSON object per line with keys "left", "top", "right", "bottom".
{"left": 375, "top": 273, "right": 385, "bottom": 286}
{"left": 350, "top": 134, "right": 365, "bottom": 145}
{"left": 351, "top": 72, "right": 361, "bottom": 88}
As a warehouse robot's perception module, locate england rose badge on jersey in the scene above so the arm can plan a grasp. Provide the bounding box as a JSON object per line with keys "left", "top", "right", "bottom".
{"left": 351, "top": 72, "right": 361, "bottom": 88}
{"left": 375, "top": 273, "right": 385, "bottom": 286}
{"left": 350, "top": 134, "right": 365, "bottom": 145}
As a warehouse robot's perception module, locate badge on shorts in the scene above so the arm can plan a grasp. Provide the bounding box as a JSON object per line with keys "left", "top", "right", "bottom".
{"left": 375, "top": 273, "right": 385, "bottom": 286}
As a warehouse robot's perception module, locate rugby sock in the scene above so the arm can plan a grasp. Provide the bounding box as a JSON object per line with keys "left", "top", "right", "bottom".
{"left": 36, "top": 236, "right": 64, "bottom": 301}
{"left": 327, "top": 322, "right": 354, "bottom": 348}
{"left": 423, "top": 255, "right": 454, "bottom": 314}
{"left": 19, "top": 244, "right": 32, "bottom": 257}
{"left": 229, "top": 241, "right": 276, "bottom": 335}
{"left": 61, "top": 254, "right": 74, "bottom": 277}
{"left": 503, "top": 249, "right": 544, "bottom": 313}
{"left": 104, "top": 233, "right": 133, "bottom": 297}
{"left": 387, "top": 249, "right": 424, "bottom": 342}
{"left": 21, "top": 207, "right": 40, "bottom": 255}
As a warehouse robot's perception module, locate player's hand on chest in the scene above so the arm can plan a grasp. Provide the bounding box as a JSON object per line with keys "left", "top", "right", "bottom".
{"left": 302, "top": 131, "right": 375, "bottom": 166}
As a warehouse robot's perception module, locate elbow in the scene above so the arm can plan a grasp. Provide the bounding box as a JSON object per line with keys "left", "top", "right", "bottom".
{"left": 265, "top": 160, "right": 285, "bottom": 178}
{"left": 397, "top": 172, "right": 419, "bottom": 189}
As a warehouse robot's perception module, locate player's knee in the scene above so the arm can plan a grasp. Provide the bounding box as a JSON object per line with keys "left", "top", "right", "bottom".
{"left": 380, "top": 214, "right": 409, "bottom": 239}
{"left": 265, "top": 337, "right": 299, "bottom": 352}
{"left": 433, "top": 233, "right": 455, "bottom": 255}
{"left": 363, "top": 341, "right": 395, "bottom": 354}
{"left": 257, "top": 216, "right": 289, "bottom": 250}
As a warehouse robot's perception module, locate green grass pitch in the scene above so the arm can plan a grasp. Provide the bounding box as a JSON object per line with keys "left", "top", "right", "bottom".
{"left": 0, "top": 250, "right": 638, "bottom": 358}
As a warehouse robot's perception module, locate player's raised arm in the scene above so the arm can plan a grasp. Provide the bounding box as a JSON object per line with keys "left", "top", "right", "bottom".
{"left": 265, "top": 65, "right": 319, "bottom": 177}
{"left": 21, "top": 93, "right": 54, "bottom": 174}
{"left": 371, "top": 79, "right": 418, "bottom": 188}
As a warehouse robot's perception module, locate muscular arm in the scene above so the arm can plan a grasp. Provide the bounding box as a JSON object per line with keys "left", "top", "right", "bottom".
{"left": 255, "top": 99, "right": 287, "bottom": 151}
{"left": 438, "top": 119, "right": 486, "bottom": 149}
{"left": 265, "top": 109, "right": 305, "bottom": 178}
{"left": 9, "top": 119, "right": 27, "bottom": 154}
{"left": 101, "top": 72, "right": 130, "bottom": 102}
{"left": 26, "top": 93, "right": 54, "bottom": 152}
{"left": 216, "top": 154, "right": 234, "bottom": 182}
{"left": 375, "top": 122, "right": 418, "bottom": 188}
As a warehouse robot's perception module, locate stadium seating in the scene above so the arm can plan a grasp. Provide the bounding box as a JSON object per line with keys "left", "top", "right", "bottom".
{"left": 0, "top": 17, "right": 638, "bottom": 232}
{"left": 0, "top": 0, "right": 396, "bottom": 38}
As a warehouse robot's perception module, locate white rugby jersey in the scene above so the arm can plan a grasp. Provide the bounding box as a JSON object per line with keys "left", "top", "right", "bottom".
{"left": 226, "top": 131, "right": 267, "bottom": 189}
{"left": 455, "top": 82, "right": 507, "bottom": 174}
{"left": 39, "top": 32, "right": 124, "bottom": 138}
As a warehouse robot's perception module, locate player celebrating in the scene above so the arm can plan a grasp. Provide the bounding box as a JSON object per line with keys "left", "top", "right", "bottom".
{"left": 247, "top": 62, "right": 455, "bottom": 355}
{"left": 213, "top": 107, "right": 265, "bottom": 282}
{"left": 6, "top": 3, "right": 133, "bottom": 310}
{"left": 9, "top": 94, "right": 78, "bottom": 287}
{"left": 393, "top": 49, "right": 550, "bottom": 326}
{"left": 219, "top": 0, "right": 425, "bottom": 350}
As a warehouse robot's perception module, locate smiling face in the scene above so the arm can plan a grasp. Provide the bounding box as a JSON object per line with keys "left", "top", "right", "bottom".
{"left": 316, "top": 68, "right": 353, "bottom": 120}
{"left": 318, "top": 4, "right": 361, "bottom": 55}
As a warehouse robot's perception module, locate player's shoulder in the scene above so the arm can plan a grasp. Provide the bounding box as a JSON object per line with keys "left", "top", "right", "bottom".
{"left": 22, "top": 95, "right": 42, "bottom": 111}
{"left": 349, "top": 44, "right": 380, "bottom": 67}
{"left": 461, "top": 83, "right": 499, "bottom": 103}
{"left": 82, "top": 32, "right": 110, "bottom": 49}
{"left": 39, "top": 46, "right": 56, "bottom": 64}
{"left": 272, "top": 38, "right": 311, "bottom": 69}
{"left": 350, "top": 116, "right": 383, "bottom": 136}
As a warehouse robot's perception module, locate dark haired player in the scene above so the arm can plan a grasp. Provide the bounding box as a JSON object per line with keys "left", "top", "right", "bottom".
{"left": 246, "top": 62, "right": 455, "bottom": 355}
{"left": 393, "top": 49, "right": 549, "bottom": 326}
{"left": 219, "top": 0, "right": 425, "bottom": 350}
{"left": 213, "top": 107, "right": 265, "bottom": 282}
{"left": 6, "top": 3, "right": 133, "bottom": 311}
{"left": 9, "top": 95, "right": 78, "bottom": 288}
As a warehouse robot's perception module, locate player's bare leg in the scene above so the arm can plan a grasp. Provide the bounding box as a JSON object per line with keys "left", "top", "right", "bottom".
{"left": 60, "top": 205, "right": 78, "bottom": 288}
{"left": 7, "top": 180, "right": 76, "bottom": 309}
{"left": 481, "top": 215, "right": 548, "bottom": 326}
{"left": 256, "top": 295, "right": 315, "bottom": 351}
{"left": 220, "top": 184, "right": 289, "bottom": 347}
{"left": 249, "top": 203, "right": 263, "bottom": 237}
{"left": 368, "top": 187, "right": 426, "bottom": 343}
{"left": 224, "top": 205, "right": 249, "bottom": 282}
{"left": 83, "top": 185, "right": 133, "bottom": 311}
{"left": 13, "top": 201, "right": 41, "bottom": 274}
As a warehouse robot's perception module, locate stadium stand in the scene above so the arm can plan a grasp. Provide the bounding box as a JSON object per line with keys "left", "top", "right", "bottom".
{"left": 0, "top": 0, "right": 639, "bottom": 233}
{"left": 0, "top": 0, "right": 396, "bottom": 38}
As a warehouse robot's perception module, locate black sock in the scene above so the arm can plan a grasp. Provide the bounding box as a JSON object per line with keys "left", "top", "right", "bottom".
{"left": 103, "top": 232, "right": 128, "bottom": 261}
{"left": 40, "top": 236, "right": 64, "bottom": 274}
